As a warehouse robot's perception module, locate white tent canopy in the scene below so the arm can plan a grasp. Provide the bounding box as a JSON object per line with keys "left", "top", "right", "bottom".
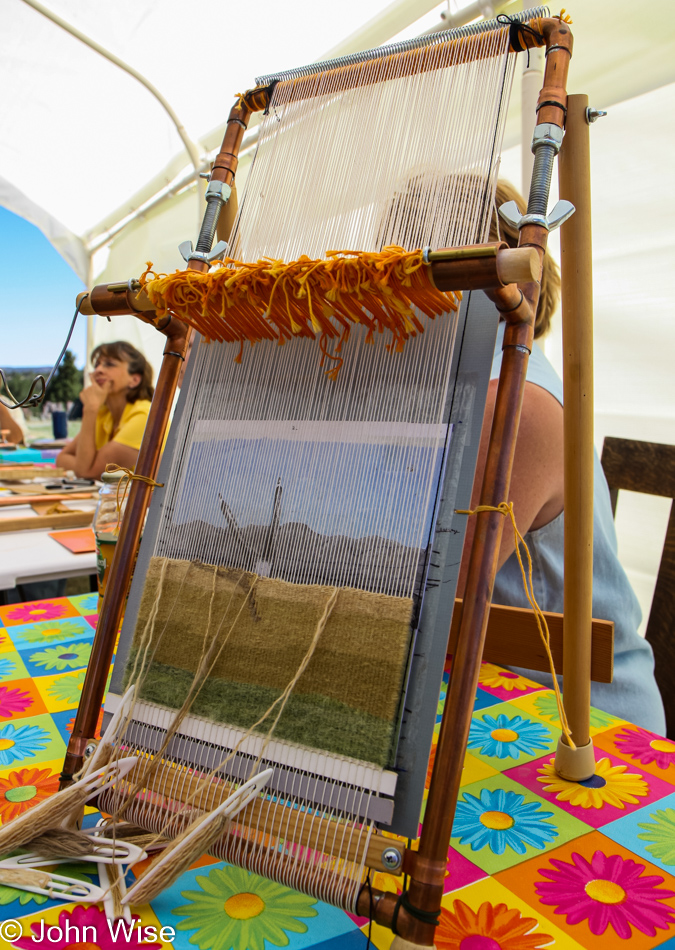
{"left": 2, "top": 0, "right": 675, "bottom": 626}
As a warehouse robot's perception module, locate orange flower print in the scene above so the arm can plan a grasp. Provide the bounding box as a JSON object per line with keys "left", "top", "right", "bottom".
{"left": 435, "top": 899, "right": 553, "bottom": 949}
{"left": 426, "top": 739, "right": 437, "bottom": 789}
{"left": 0, "top": 767, "right": 59, "bottom": 822}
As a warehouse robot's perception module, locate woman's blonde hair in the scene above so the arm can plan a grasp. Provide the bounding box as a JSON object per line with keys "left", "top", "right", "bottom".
{"left": 379, "top": 174, "right": 560, "bottom": 338}
{"left": 490, "top": 179, "right": 560, "bottom": 339}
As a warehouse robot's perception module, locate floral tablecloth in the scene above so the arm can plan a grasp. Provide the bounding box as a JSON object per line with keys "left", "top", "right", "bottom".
{"left": 0, "top": 594, "right": 674, "bottom": 949}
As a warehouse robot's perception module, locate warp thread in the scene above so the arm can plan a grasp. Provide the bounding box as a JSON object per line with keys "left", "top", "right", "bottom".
{"left": 126, "top": 584, "right": 340, "bottom": 860}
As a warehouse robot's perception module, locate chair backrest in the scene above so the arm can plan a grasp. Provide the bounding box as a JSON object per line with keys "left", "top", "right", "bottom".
{"left": 600, "top": 436, "right": 675, "bottom": 736}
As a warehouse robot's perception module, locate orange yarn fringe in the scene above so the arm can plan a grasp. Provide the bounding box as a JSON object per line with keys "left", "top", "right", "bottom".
{"left": 139, "top": 247, "right": 460, "bottom": 380}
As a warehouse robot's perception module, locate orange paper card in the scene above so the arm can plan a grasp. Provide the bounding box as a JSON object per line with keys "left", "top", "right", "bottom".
{"left": 48, "top": 527, "right": 96, "bottom": 553}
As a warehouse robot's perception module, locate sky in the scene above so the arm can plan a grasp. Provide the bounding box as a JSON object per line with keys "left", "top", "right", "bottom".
{"left": 0, "top": 0, "right": 454, "bottom": 375}
{"left": 0, "top": 206, "right": 85, "bottom": 368}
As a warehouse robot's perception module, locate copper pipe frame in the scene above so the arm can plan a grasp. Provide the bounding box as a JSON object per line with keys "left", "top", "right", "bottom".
{"left": 60, "top": 313, "right": 188, "bottom": 784}
{"left": 358, "top": 17, "right": 573, "bottom": 944}
{"left": 60, "top": 18, "right": 575, "bottom": 940}
{"left": 60, "top": 91, "right": 269, "bottom": 787}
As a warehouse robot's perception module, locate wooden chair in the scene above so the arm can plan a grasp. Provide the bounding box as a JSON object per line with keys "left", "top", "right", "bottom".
{"left": 601, "top": 437, "right": 675, "bottom": 737}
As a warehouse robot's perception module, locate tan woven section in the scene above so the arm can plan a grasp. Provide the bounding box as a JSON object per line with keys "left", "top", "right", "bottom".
{"left": 132, "top": 557, "right": 413, "bottom": 722}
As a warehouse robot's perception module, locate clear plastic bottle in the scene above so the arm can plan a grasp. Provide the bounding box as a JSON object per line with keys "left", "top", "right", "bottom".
{"left": 93, "top": 470, "right": 127, "bottom": 612}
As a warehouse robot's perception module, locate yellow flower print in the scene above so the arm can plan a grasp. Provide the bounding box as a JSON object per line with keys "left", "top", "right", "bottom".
{"left": 537, "top": 756, "right": 648, "bottom": 808}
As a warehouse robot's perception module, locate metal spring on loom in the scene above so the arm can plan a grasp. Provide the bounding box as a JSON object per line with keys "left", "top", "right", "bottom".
{"left": 195, "top": 199, "right": 221, "bottom": 254}
{"left": 255, "top": 5, "right": 550, "bottom": 85}
{"left": 528, "top": 144, "right": 556, "bottom": 216}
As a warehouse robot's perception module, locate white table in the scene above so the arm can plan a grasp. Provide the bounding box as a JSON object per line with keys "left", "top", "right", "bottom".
{"left": 0, "top": 499, "right": 98, "bottom": 590}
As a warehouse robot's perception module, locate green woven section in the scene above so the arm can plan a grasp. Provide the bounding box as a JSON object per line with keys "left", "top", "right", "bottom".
{"left": 125, "top": 556, "right": 414, "bottom": 766}
{"left": 127, "top": 656, "right": 396, "bottom": 766}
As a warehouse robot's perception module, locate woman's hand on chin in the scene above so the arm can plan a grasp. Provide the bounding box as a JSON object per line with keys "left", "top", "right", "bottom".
{"left": 80, "top": 380, "right": 110, "bottom": 413}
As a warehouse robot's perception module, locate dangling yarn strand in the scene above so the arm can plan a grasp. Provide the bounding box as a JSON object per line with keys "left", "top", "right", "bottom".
{"left": 456, "top": 501, "right": 576, "bottom": 749}
{"left": 138, "top": 247, "right": 460, "bottom": 378}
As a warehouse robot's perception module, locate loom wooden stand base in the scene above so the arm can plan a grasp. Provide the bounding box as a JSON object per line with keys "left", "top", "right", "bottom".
{"left": 554, "top": 92, "right": 597, "bottom": 782}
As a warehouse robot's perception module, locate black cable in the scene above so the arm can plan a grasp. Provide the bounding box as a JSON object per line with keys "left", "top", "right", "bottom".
{"left": 391, "top": 890, "right": 440, "bottom": 934}
{"left": 497, "top": 14, "right": 545, "bottom": 67}
{"left": 365, "top": 872, "right": 374, "bottom": 949}
{"left": 536, "top": 99, "right": 568, "bottom": 116}
{"left": 0, "top": 295, "right": 87, "bottom": 411}
{"left": 496, "top": 290, "right": 524, "bottom": 314}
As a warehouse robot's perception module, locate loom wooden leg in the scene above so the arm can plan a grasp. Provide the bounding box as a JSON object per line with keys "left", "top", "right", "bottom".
{"left": 555, "top": 93, "right": 596, "bottom": 781}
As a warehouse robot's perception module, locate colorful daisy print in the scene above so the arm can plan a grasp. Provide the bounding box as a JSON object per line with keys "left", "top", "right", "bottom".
{"left": 453, "top": 788, "right": 558, "bottom": 855}
{"left": 0, "top": 657, "right": 17, "bottom": 682}
{"left": 0, "top": 766, "right": 58, "bottom": 822}
{"left": 10, "top": 618, "right": 88, "bottom": 646}
{"left": 537, "top": 756, "right": 649, "bottom": 809}
{"left": 173, "top": 865, "right": 318, "bottom": 950}
{"left": 533, "top": 691, "right": 618, "bottom": 729}
{"left": 14, "top": 905, "right": 161, "bottom": 948}
{"left": 638, "top": 809, "right": 675, "bottom": 865}
{"left": 426, "top": 739, "right": 437, "bottom": 789}
{"left": 70, "top": 591, "right": 98, "bottom": 613}
{"left": 66, "top": 708, "right": 103, "bottom": 737}
{"left": 47, "top": 670, "right": 86, "bottom": 704}
{"left": 478, "top": 664, "right": 532, "bottom": 693}
{"left": 535, "top": 849, "right": 675, "bottom": 938}
{"left": 614, "top": 727, "right": 675, "bottom": 770}
{"left": 0, "top": 722, "right": 50, "bottom": 766}
{"left": 435, "top": 899, "right": 553, "bottom": 950}
{"left": 29, "top": 641, "right": 92, "bottom": 671}
{"left": 468, "top": 714, "right": 551, "bottom": 760}
{"left": 4, "top": 600, "right": 71, "bottom": 624}
{"left": 0, "top": 685, "right": 33, "bottom": 718}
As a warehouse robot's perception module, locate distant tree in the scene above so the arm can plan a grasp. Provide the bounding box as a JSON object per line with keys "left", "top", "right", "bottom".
{"left": 44, "top": 350, "right": 83, "bottom": 405}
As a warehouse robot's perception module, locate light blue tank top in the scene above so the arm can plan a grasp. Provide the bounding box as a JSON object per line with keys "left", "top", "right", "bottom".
{"left": 491, "top": 322, "right": 665, "bottom": 733}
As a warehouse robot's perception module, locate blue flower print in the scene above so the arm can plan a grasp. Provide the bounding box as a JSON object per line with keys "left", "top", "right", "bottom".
{"left": 70, "top": 592, "right": 98, "bottom": 613}
{"left": 453, "top": 787, "right": 558, "bottom": 855}
{"left": 0, "top": 722, "right": 50, "bottom": 766}
{"left": 468, "top": 713, "right": 551, "bottom": 760}
{"left": 0, "top": 657, "right": 17, "bottom": 682}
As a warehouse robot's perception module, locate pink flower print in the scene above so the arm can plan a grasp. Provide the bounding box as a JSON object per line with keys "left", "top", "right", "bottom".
{"left": 13, "top": 905, "right": 162, "bottom": 949}
{"left": 5, "top": 600, "right": 70, "bottom": 624}
{"left": 535, "top": 849, "right": 675, "bottom": 938}
{"left": 614, "top": 726, "right": 675, "bottom": 770}
{"left": 0, "top": 685, "right": 33, "bottom": 719}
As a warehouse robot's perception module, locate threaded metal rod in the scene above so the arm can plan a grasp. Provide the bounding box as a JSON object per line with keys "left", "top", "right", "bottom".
{"left": 195, "top": 198, "right": 222, "bottom": 254}
{"left": 527, "top": 144, "right": 556, "bottom": 216}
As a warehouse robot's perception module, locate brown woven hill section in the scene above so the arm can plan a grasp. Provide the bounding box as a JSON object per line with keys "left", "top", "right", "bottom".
{"left": 132, "top": 557, "right": 413, "bottom": 722}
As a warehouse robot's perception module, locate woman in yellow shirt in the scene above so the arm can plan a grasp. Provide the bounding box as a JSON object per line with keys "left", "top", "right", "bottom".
{"left": 56, "top": 341, "right": 154, "bottom": 478}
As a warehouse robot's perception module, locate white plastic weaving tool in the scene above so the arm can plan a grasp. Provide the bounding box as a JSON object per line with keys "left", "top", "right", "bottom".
{"left": 5, "top": 837, "right": 147, "bottom": 867}
{"left": 122, "top": 768, "right": 273, "bottom": 906}
{"left": 81, "top": 685, "right": 136, "bottom": 778}
{"left": 98, "top": 857, "right": 133, "bottom": 923}
{"left": 91, "top": 819, "right": 134, "bottom": 923}
{"left": 0, "top": 756, "right": 139, "bottom": 857}
{"left": 0, "top": 862, "right": 105, "bottom": 903}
